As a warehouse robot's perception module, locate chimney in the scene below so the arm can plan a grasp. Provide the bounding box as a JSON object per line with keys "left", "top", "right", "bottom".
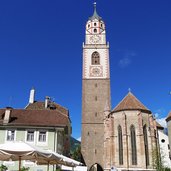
{"left": 45, "top": 96, "right": 50, "bottom": 108}
{"left": 3, "top": 107, "right": 12, "bottom": 124}
{"left": 29, "top": 87, "right": 35, "bottom": 104}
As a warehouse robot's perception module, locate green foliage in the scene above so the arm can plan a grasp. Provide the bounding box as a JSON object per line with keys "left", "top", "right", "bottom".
{"left": 152, "top": 148, "right": 171, "bottom": 171}
{"left": 0, "top": 165, "right": 8, "bottom": 171}
{"left": 21, "top": 166, "right": 30, "bottom": 171}
{"left": 70, "top": 145, "right": 82, "bottom": 162}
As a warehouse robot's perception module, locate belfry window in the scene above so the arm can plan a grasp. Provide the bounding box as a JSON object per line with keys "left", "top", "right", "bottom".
{"left": 92, "top": 51, "right": 100, "bottom": 65}
{"left": 130, "top": 125, "right": 137, "bottom": 165}
{"left": 118, "top": 125, "right": 123, "bottom": 165}
{"left": 143, "top": 125, "right": 149, "bottom": 167}
{"left": 94, "top": 28, "right": 97, "bottom": 33}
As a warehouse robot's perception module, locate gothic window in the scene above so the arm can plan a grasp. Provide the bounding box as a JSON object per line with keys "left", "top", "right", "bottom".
{"left": 118, "top": 125, "right": 123, "bottom": 165}
{"left": 143, "top": 125, "right": 149, "bottom": 166}
{"left": 130, "top": 125, "right": 137, "bottom": 165}
{"left": 92, "top": 51, "right": 100, "bottom": 65}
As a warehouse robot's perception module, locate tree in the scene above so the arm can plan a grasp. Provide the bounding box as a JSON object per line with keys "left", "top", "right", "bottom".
{"left": 0, "top": 165, "right": 8, "bottom": 171}
{"left": 71, "top": 145, "right": 82, "bottom": 162}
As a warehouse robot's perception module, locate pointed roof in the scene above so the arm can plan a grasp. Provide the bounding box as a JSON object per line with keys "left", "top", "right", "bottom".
{"left": 112, "top": 92, "right": 151, "bottom": 113}
{"left": 89, "top": 2, "right": 102, "bottom": 21}
{"left": 166, "top": 111, "right": 171, "bottom": 122}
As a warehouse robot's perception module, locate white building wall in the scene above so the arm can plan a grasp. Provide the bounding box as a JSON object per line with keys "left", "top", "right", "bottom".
{"left": 158, "top": 129, "right": 171, "bottom": 168}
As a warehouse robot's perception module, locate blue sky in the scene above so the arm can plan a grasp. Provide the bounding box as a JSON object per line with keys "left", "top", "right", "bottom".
{"left": 0, "top": 1, "right": 171, "bottom": 139}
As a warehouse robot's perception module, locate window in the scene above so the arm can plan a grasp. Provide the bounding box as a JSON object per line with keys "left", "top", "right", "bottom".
{"left": 118, "top": 125, "right": 123, "bottom": 165}
{"left": 130, "top": 125, "right": 137, "bottom": 165}
{"left": 143, "top": 125, "right": 149, "bottom": 167}
{"left": 94, "top": 23, "right": 97, "bottom": 26}
{"left": 26, "top": 131, "right": 34, "bottom": 142}
{"left": 94, "top": 28, "right": 97, "bottom": 33}
{"left": 92, "top": 51, "right": 100, "bottom": 65}
{"left": 161, "top": 139, "right": 165, "bottom": 143}
{"left": 38, "top": 131, "right": 46, "bottom": 142}
{"left": 6, "top": 130, "right": 15, "bottom": 141}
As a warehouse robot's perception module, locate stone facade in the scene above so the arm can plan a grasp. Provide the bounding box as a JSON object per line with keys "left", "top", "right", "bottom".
{"left": 104, "top": 93, "right": 158, "bottom": 171}
{"left": 82, "top": 79, "right": 111, "bottom": 169}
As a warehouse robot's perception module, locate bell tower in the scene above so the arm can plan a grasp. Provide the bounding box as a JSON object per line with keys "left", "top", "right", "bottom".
{"left": 81, "top": 3, "right": 111, "bottom": 170}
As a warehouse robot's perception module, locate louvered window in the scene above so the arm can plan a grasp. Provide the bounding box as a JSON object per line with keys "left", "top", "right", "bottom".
{"left": 92, "top": 51, "right": 100, "bottom": 65}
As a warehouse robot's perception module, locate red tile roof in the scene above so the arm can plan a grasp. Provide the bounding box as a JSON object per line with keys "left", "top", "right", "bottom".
{"left": 112, "top": 92, "right": 151, "bottom": 113}
{"left": 26, "top": 101, "right": 69, "bottom": 116}
{"left": 0, "top": 108, "right": 69, "bottom": 127}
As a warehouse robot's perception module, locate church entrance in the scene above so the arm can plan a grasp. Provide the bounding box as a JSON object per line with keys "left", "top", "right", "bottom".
{"left": 89, "top": 163, "right": 103, "bottom": 171}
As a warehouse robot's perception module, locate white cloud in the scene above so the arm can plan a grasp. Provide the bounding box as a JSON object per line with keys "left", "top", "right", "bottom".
{"left": 118, "top": 57, "right": 131, "bottom": 68}
{"left": 77, "top": 137, "right": 81, "bottom": 142}
{"left": 118, "top": 51, "right": 136, "bottom": 68}
{"left": 156, "top": 117, "right": 167, "bottom": 128}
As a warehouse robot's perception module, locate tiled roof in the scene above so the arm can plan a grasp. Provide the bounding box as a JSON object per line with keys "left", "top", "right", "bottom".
{"left": 166, "top": 111, "right": 171, "bottom": 122}
{"left": 112, "top": 92, "right": 151, "bottom": 113}
{"left": 0, "top": 109, "right": 69, "bottom": 127}
{"left": 26, "top": 101, "right": 69, "bottom": 116}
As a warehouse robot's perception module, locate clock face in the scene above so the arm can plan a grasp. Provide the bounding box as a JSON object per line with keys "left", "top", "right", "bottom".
{"left": 90, "top": 66, "right": 103, "bottom": 77}
{"left": 89, "top": 35, "right": 101, "bottom": 44}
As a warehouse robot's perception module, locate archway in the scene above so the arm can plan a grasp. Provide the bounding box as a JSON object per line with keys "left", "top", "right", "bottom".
{"left": 89, "top": 163, "right": 103, "bottom": 171}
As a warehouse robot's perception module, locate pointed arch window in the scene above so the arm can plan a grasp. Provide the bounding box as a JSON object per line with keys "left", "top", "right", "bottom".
{"left": 143, "top": 125, "right": 149, "bottom": 167}
{"left": 130, "top": 125, "right": 137, "bottom": 165}
{"left": 118, "top": 125, "right": 123, "bottom": 165}
{"left": 92, "top": 51, "right": 100, "bottom": 65}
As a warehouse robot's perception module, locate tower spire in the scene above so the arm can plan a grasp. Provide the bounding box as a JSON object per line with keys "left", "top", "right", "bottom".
{"left": 89, "top": 2, "right": 102, "bottom": 20}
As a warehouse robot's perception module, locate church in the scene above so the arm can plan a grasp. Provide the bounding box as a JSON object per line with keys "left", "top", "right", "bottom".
{"left": 81, "top": 3, "right": 161, "bottom": 171}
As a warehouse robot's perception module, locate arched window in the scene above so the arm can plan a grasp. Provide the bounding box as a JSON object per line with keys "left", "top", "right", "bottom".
{"left": 118, "top": 125, "right": 123, "bottom": 165}
{"left": 143, "top": 125, "right": 149, "bottom": 167}
{"left": 92, "top": 51, "right": 100, "bottom": 65}
{"left": 130, "top": 125, "right": 137, "bottom": 165}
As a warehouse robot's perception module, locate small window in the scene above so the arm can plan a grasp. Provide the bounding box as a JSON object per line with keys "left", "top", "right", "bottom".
{"left": 94, "top": 23, "right": 97, "bottom": 26}
{"left": 88, "top": 24, "right": 90, "bottom": 28}
{"left": 95, "top": 96, "right": 97, "bottom": 101}
{"left": 87, "top": 132, "right": 90, "bottom": 136}
{"left": 7, "top": 130, "right": 15, "bottom": 141}
{"left": 95, "top": 83, "right": 98, "bottom": 87}
{"left": 94, "top": 29, "right": 97, "bottom": 33}
{"left": 38, "top": 131, "right": 46, "bottom": 142}
{"left": 95, "top": 112, "right": 97, "bottom": 117}
{"left": 27, "top": 131, "right": 34, "bottom": 142}
{"left": 101, "top": 24, "right": 103, "bottom": 27}
{"left": 161, "top": 139, "right": 165, "bottom": 143}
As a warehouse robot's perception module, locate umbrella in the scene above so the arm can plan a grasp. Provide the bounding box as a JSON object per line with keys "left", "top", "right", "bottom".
{"left": 0, "top": 141, "right": 82, "bottom": 171}
{"left": 0, "top": 141, "right": 56, "bottom": 171}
